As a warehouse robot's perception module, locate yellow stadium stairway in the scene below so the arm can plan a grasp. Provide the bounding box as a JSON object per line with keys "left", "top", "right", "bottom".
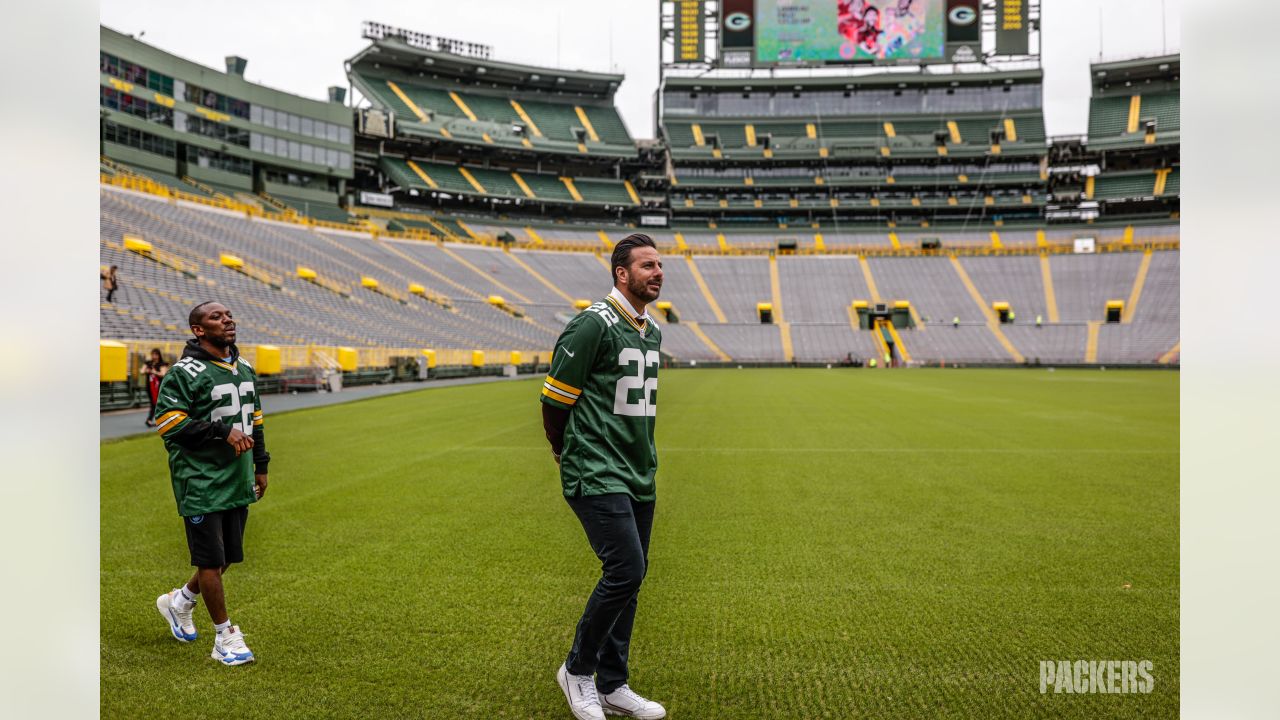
{"left": 684, "top": 256, "right": 728, "bottom": 323}
{"left": 949, "top": 256, "right": 1025, "bottom": 363}
{"left": 684, "top": 322, "right": 731, "bottom": 362}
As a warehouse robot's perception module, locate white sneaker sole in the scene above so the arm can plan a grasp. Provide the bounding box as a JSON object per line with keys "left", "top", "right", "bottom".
{"left": 602, "top": 703, "right": 667, "bottom": 720}
{"left": 211, "top": 647, "right": 255, "bottom": 666}
{"left": 557, "top": 664, "right": 604, "bottom": 720}
{"left": 155, "top": 593, "right": 195, "bottom": 643}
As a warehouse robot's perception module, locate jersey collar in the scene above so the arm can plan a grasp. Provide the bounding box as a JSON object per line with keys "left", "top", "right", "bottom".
{"left": 607, "top": 287, "right": 651, "bottom": 335}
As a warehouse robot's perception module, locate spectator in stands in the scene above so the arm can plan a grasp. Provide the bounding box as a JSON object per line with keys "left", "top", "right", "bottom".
{"left": 103, "top": 265, "right": 119, "bottom": 303}
{"left": 1036, "top": 314, "right": 1043, "bottom": 327}
{"left": 142, "top": 349, "right": 170, "bottom": 427}
{"left": 953, "top": 316, "right": 960, "bottom": 328}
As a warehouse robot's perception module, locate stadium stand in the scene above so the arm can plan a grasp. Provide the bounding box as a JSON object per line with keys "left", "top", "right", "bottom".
{"left": 99, "top": 21, "right": 1179, "bottom": 409}
{"left": 660, "top": 69, "right": 1049, "bottom": 233}
{"left": 101, "top": 180, "right": 1177, "bottom": 366}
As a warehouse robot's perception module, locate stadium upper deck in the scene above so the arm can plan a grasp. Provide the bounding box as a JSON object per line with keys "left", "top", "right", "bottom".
{"left": 659, "top": 68, "right": 1049, "bottom": 230}
{"left": 100, "top": 26, "right": 355, "bottom": 221}
{"left": 346, "top": 24, "right": 651, "bottom": 226}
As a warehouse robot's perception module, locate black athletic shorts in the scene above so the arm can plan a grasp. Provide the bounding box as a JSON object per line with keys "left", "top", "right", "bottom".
{"left": 183, "top": 506, "right": 249, "bottom": 568}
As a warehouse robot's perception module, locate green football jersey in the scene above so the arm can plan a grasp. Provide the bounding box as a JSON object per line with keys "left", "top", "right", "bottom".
{"left": 540, "top": 292, "right": 662, "bottom": 501}
{"left": 154, "top": 346, "right": 264, "bottom": 516}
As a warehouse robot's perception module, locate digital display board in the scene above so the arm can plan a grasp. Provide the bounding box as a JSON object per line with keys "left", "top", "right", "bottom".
{"left": 995, "top": 0, "right": 1029, "bottom": 55}
{"left": 675, "top": 0, "right": 706, "bottom": 63}
{"left": 755, "top": 0, "right": 946, "bottom": 65}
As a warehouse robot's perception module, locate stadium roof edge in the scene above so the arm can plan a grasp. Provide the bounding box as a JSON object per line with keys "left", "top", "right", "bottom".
{"left": 100, "top": 25, "right": 347, "bottom": 117}
{"left": 347, "top": 37, "right": 625, "bottom": 97}
{"left": 662, "top": 68, "right": 1043, "bottom": 91}
{"left": 1089, "top": 53, "right": 1180, "bottom": 74}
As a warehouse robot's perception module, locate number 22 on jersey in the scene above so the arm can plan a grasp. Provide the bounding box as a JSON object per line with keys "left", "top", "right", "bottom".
{"left": 210, "top": 382, "right": 256, "bottom": 433}
{"left": 614, "top": 348, "right": 658, "bottom": 417}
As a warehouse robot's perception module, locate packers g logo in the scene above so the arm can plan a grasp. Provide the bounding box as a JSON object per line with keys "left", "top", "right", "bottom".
{"left": 725, "top": 12, "right": 752, "bottom": 31}
{"left": 949, "top": 6, "right": 977, "bottom": 25}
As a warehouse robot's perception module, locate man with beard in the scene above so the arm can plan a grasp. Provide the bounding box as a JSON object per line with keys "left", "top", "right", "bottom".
{"left": 152, "top": 301, "right": 269, "bottom": 666}
{"left": 542, "top": 234, "right": 667, "bottom": 720}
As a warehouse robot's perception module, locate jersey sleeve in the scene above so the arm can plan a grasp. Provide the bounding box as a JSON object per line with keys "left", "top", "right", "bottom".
{"left": 153, "top": 367, "right": 195, "bottom": 438}
{"left": 540, "top": 313, "right": 605, "bottom": 410}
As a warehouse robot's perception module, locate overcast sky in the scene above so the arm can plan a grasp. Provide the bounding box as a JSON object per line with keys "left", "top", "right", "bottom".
{"left": 100, "top": 0, "right": 1179, "bottom": 140}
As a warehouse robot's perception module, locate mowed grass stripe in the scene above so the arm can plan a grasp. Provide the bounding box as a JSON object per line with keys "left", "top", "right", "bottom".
{"left": 102, "top": 369, "right": 1178, "bottom": 718}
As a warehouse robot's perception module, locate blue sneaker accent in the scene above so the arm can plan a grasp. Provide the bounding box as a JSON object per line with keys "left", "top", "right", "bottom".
{"left": 213, "top": 645, "right": 254, "bottom": 664}
{"left": 157, "top": 592, "right": 197, "bottom": 643}
{"left": 165, "top": 607, "right": 198, "bottom": 642}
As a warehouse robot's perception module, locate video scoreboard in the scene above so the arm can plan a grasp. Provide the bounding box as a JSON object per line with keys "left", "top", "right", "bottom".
{"left": 664, "top": 0, "right": 1034, "bottom": 69}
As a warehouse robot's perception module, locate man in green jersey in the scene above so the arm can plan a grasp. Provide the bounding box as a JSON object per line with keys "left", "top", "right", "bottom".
{"left": 152, "top": 302, "right": 269, "bottom": 666}
{"left": 542, "top": 234, "right": 667, "bottom": 720}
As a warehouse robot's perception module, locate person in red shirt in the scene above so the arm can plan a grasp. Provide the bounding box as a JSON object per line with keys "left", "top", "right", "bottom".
{"left": 142, "top": 348, "right": 170, "bottom": 427}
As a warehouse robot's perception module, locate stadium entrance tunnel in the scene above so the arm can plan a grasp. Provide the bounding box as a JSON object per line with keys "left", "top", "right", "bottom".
{"left": 853, "top": 301, "right": 913, "bottom": 330}
{"left": 993, "top": 301, "right": 1013, "bottom": 324}
{"left": 1106, "top": 300, "right": 1124, "bottom": 323}
{"left": 757, "top": 302, "right": 774, "bottom": 324}
{"left": 655, "top": 301, "right": 679, "bottom": 323}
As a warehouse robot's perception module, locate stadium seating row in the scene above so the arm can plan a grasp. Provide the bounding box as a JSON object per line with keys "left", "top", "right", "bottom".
{"left": 100, "top": 187, "right": 1178, "bottom": 366}
{"left": 380, "top": 157, "right": 638, "bottom": 206}
{"left": 354, "top": 73, "right": 634, "bottom": 156}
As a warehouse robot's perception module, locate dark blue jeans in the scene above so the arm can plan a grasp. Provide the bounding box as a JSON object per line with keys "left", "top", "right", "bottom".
{"left": 564, "top": 493, "right": 656, "bottom": 694}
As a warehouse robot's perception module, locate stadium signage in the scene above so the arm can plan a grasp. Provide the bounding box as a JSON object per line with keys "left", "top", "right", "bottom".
{"left": 640, "top": 214, "right": 669, "bottom": 227}
{"left": 946, "top": 0, "right": 980, "bottom": 43}
{"left": 1039, "top": 660, "right": 1154, "bottom": 694}
{"left": 359, "top": 191, "right": 395, "bottom": 208}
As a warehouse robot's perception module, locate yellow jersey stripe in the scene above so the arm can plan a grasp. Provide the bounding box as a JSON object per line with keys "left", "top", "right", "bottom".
{"left": 542, "top": 386, "right": 577, "bottom": 405}
{"left": 158, "top": 416, "right": 188, "bottom": 435}
{"left": 605, "top": 296, "right": 647, "bottom": 333}
{"left": 543, "top": 382, "right": 579, "bottom": 402}
{"left": 545, "top": 375, "right": 582, "bottom": 396}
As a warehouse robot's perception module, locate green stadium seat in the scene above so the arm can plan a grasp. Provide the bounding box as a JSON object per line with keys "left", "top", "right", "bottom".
{"left": 664, "top": 123, "right": 696, "bottom": 148}
{"left": 574, "top": 179, "right": 634, "bottom": 205}
{"left": 1088, "top": 95, "right": 1131, "bottom": 138}
{"left": 1140, "top": 93, "right": 1179, "bottom": 132}
{"left": 520, "top": 100, "right": 582, "bottom": 142}
{"left": 1093, "top": 172, "right": 1157, "bottom": 200}
{"left": 581, "top": 105, "right": 633, "bottom": 145}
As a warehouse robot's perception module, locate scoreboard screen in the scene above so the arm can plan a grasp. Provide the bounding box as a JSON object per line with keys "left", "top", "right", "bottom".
{"left": 754, "top": 0, "right": 946, "bottom": 65}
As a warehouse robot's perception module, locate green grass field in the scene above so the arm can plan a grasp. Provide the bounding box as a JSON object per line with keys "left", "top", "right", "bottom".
{"left": 101, "top": 368, "right": 1178, "bottom": 718}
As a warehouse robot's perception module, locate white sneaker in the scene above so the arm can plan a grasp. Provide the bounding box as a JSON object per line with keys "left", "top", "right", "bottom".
{"left": 557, "top": 662, "right": 604, "bottom": 720}
{"left": 155, "top": 589, "right": 197, "bottom": 642}
{"left": 600, "top": 685, "right": 666, "bottom": 719}
{"left": 211, "top": 626, "right": 255, "bottom": 666}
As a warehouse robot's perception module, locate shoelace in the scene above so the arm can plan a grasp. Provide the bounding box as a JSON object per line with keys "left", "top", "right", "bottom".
{"left": 575, "top": 676, "right": 599, "bottom": 706}
{"left": 611, "top": 685, "right": 643, "bottom": 703}
{"left": 221, "top": 628, "right": 249, "bottom": 653}
{"left": 173, "top": 596, "right": 196, "bottom": 626}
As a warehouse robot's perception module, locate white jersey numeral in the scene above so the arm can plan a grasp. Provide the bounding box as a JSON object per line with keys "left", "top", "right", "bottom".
{"left": 586, "top": 302, "right": 619, "bottom": 327}
{"left": 176, "top": 357, "right": 206, "bottom": 379}
{"left": 613, "top": 348, "right": 659, "bottom": 417}
{"left": 210, "top": 382, "right": 256, "bottom": 433}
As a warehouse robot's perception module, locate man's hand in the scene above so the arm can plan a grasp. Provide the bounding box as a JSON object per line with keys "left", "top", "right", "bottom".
{"left": 553, "top": 451, "right": 561, "bottom": 467}
{"left": 226, "top": 428, "right": 254, "bottom": 456}
{"left": 254, "top": 473, "right": 268, "bottom": 500}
